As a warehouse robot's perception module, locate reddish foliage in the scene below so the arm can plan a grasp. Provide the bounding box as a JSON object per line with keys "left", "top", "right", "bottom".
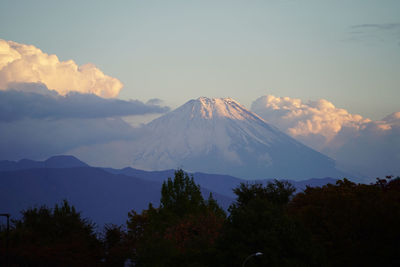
{"left": 164, "top": 212, "right": 224, "bottom": 252}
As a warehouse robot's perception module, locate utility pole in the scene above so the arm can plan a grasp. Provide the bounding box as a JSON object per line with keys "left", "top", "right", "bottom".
{"left": 0, "top": 213, "right": 10, "bottom": 267}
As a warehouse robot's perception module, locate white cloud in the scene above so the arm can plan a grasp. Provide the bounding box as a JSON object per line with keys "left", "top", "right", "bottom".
{"left": 331, "top": 112, "right": 400, "bottom": 178}
{"left": 251, "top": 95, "right": 400, "bottom": 178}
{"left": 251, "top": 95, "right": 371, "bottom": 151}
{"left": 0, "top": 39, "right": 123, "bottom": 98}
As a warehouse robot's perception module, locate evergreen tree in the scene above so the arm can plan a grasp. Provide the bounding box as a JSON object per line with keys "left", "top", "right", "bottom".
{"left": 127, "top": 169, "right": 226, "bottom": 266}
{"left": 160, "top": 169, "right": 205, "bottom": 217}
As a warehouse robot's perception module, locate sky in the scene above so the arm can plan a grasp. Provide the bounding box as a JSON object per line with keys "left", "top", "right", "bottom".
{"left": 1, "top": 0, "right": 399, "bottom": 120}
{"left": 0, "top": 0, "right": 399, "bottom": 179}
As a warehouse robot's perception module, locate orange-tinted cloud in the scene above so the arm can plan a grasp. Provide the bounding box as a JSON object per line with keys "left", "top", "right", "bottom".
{"left": 0, "top": 39, "right": 123, "bottom": 98}
{"left": 251, "top": 95, "right": 371, "bottom": 150}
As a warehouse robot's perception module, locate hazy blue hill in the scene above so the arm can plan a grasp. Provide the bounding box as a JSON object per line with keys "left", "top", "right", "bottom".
{"left": 0, "top": 160, "right": 16, "bottom": 171}
{"left": 0, "top": 155, "right": 88, "bottom": 171}
{"left": 0, "top": 158, "right": 43, "bottom": 171}
{"left": 104, "top": 167, "right": 176, "bottom": 183}
{"left": 292, "top": 177, "right": 339, "bottom": 190}
{"left": 43, "top": 155, "right": 89, "bottom": 168}
{"left": 0, "top": 155, "right": 340, "bottom": 226}
{"left": 105, "top": 167, "right": 338, "bottom": 198}
{"left": 104, "top": 167, "right": 243, "bottom": 199}
{"left": 0, "top": 166, "right": 233, "bottom": 226}
{"left": 0, "top": 167, "right": 161, "bottom": 226}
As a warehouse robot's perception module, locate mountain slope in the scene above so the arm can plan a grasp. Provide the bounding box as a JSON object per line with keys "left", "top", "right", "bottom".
{"left": 130, "top": 97, "right": 345, "bottom": 180}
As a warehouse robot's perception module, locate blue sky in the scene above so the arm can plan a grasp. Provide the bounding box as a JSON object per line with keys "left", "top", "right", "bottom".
{"left": 1, "top": 0, "right": 399, "bottom": 119}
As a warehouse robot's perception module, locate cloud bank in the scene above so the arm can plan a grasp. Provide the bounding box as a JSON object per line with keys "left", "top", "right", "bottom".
{"left": 0, "top": 116, "right": 139, "bottom": 161}
{"left": 0, "top": 83, "right": 170, "bottom": 122}
{"left": 0, "top": 39, "right": 123, "bottom": 98}
{"left": 251, "top": 95, "right": 400, "bottom": 178}
{"left": 0, "top": 82, "right": 170, "bottom": 160}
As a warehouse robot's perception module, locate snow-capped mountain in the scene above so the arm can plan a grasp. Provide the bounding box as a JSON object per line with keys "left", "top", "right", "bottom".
{"left": 131, "top": 97, "right": 345, "bottom": 180}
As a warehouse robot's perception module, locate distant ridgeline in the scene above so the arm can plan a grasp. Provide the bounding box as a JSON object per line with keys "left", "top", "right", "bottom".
{"left": 0, "top": 155, "right": 338, "bottom": 226}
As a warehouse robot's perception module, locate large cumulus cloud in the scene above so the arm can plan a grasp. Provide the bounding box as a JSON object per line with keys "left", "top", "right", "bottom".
{"left": 0, "top": 39, "right": 123, "bottom": 98}
{"left": 251, "top": 95, "right": 400, "bottom": 178}
{"left": 251, "top": 95, "right": 371, "bottom": 151}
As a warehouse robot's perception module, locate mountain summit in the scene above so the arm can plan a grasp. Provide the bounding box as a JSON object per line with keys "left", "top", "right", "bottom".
{"left": 189, "top": 97, "right": 261, "bottom": 120}
{"left": 131, "top": 97, "right": 345, "bottom": 180}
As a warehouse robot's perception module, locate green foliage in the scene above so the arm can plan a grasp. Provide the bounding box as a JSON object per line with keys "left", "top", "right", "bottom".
{"left": 160, "top": 169, "right": 204, "bottom": 217}
{"left": 127, "top": 169, "right": 226, "bottom": 266}
{"left": 3, "top": 200, "right": 102, "bottom": 266}
{"left": 232, "top": 180, "right": 296, "bottom": 208}
{"left": 205, "top": 192, "right": 227, "bottom": 219}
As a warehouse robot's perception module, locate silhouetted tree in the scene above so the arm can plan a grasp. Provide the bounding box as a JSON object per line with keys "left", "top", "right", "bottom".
{"left": 126, "top": 169, "right": 226, "bottom": 266}
{"left": 289, "top": 177, "right": 400, "bottom": 266}
{"left": 1, "top": 200, "right": 102, "bottom": 266}
{"left": 160, "top": 169, "right": 204, "bottom": 216}
{"left": 217, "top": 180, "right": 322, "bottom": 267}
{"left": 102, "top": 224, "right": 131, "bottom": 267}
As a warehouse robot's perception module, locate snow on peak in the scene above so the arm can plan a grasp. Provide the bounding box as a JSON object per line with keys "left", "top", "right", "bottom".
{"left": 193, "top": 97, "right": 261, "bottom": 121}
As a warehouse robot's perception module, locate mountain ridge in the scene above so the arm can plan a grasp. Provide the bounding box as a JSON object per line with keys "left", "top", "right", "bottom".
{"left": 0, "top": 155, "right": 88, "bottom": 171}
{"left": 0, "top": 155, "right": 341, "bottom": 226}
{"left": 104, "top": 166, "right": 338, "bottom": 198}
{"left": 0, "top": 166, "right": 233, "bottom": 226}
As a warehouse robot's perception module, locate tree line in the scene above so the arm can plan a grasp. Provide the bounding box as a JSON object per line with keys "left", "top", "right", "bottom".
{"left": 1, "top": 170, "right": 399, "bottom": 266}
